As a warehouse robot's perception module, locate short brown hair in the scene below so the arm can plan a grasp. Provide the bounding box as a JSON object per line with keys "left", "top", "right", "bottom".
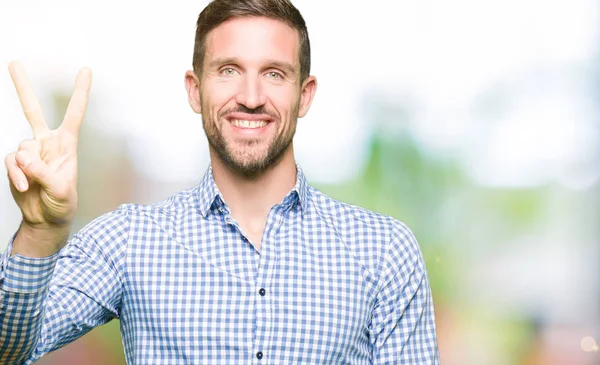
{"left": 193, "top": 0, "right": 311, "bottom": 82}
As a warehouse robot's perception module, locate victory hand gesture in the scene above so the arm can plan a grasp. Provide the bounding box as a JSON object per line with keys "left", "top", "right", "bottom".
{"left": 4, "top": 62, "right": 92, "bottom": 256}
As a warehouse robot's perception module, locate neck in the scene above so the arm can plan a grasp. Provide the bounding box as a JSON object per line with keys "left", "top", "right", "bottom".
{"left": 210, "top": 147, "right": 297, "bottom": 222}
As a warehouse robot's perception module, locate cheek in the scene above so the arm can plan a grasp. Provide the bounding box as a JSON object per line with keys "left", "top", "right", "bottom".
{"left": 267, "top": 86, "right": 300, "bottom": 117}
{"left": 201, "top": 81, "right": 239, "bottom": 114}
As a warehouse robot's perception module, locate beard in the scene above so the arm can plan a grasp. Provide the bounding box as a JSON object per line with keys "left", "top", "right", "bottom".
{"left": 202, "top": 104, "right": 297, "bottom": 179}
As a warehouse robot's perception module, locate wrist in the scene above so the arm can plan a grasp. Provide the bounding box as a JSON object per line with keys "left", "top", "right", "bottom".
{"left": 12, "top": 221, "right": 70, "bottom": 258}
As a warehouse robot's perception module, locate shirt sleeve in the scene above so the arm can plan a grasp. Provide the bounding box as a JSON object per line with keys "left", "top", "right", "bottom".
{"left": 0, "top": 208, "right": 130, "bottom": 365}
{"left": 368, "top": 223, "right": 440, "bottom": 364}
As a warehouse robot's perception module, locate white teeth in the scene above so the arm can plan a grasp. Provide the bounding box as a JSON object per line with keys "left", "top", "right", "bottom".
{"left": 231, "top": 120, "right": 268, "bottom": 128}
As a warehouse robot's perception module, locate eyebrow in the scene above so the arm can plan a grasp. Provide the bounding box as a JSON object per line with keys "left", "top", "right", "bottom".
{"left": 208, "top": 57, "right": 297, "bottom": 76}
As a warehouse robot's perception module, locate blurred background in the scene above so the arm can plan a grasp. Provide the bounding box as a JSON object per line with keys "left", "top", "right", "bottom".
{"left": 1, "top": 0, "right": 599, "bottom": 364}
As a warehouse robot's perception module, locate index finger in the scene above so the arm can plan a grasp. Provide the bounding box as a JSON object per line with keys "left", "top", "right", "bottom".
{"left": 61, "top": 67, "right": 92, "bottom": 137}
{"left": 8, "top": 61, "right": 50, "bottom": 138}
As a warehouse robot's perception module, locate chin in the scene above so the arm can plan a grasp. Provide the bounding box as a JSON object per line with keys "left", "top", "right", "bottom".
{"left": 229, "top": 162, "right": 270, "bottom": 178}
{"left": 222, "top": 151, "right": 268, "bottom": 174}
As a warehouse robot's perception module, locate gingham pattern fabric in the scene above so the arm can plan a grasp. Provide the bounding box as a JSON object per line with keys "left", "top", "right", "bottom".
{"left": 1, "top": 165, "right": 439, "bottom": 364}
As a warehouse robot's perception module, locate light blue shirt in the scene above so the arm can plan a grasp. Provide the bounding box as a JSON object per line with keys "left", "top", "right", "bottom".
{"left": 0, "top": 165, "right": 439, "bottom": 364}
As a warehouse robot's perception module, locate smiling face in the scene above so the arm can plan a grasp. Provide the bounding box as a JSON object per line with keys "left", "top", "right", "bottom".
{"left": 185, "top": 16, "right": 317, "bottom": 177}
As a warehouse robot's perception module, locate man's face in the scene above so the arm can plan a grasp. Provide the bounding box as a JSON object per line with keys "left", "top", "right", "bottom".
{"left": 187, "top": 16, "right": 316, "bottom": 177}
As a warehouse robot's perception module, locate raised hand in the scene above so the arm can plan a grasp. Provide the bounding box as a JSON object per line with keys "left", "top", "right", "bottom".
{"left": 4, "top": 61, "right": 92, "bottom": 256}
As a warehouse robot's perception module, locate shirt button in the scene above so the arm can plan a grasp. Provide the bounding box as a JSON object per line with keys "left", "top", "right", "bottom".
{"left": 258, "top": 288, "right": 266, "bottom": 296}
{"left": 256, "top": 351, "right": 263, "bottom": 359}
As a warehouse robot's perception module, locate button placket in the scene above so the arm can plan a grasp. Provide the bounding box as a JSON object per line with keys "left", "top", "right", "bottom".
{"left": 252, "top": 206, "right": 283, "bottom": 363}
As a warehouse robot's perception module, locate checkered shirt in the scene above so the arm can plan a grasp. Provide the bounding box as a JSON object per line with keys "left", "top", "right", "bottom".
{"left": 0, "top": 165, "right": 439, "bottom": 364}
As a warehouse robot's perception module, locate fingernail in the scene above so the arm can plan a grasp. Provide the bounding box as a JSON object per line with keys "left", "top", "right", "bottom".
{"left": 15, "top": 152, "right": 31, "bottom": 168}
{"left": 19, "top": 158, "right": 30, "bottom": 168}
{"left": 16, "top": 181, "right": 26, "bottom": 192}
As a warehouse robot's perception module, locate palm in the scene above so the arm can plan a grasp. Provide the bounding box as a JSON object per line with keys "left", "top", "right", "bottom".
{"left": 7, "top": 62, "right": 91, "bottom": 228}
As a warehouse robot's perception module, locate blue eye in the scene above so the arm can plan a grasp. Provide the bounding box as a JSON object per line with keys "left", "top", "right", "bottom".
{"left": 221, "top": 68, "right": 238, "bottom": 76}
{"left": 267, "top": 71, "right": 282, "bottom": 79}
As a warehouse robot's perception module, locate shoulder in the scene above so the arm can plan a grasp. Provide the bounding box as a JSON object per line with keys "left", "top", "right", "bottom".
{"left": 75, "top": 185, "right": 200, "bottom": 242}
{"left": 307, "top": 186, "right": 422, "bottom": 273}
{"left": 119, "top": 185, "right": 199, "bottom": 219}
{"left": 308, "top": 186, "right": 414, "bottom": 241}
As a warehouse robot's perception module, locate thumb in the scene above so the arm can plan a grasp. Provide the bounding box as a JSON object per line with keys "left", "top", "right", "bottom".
{"left": 15, "top": 150, "right": 56, "bottom": 190}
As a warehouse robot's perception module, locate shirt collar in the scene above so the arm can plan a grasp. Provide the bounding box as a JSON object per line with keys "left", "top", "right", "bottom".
{"left": 287, "top": 163, "right": 309, "bottom": 210}
{"left": 195, "top": 163, "right": 310, "bottom": 218}
{"left": 195, "top": 166, "right": 222, "bottom": 218}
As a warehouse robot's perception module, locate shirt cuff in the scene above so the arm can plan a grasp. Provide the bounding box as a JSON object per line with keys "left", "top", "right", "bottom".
{"left": 0, "top": 238, "right": 59, "bottom": 294}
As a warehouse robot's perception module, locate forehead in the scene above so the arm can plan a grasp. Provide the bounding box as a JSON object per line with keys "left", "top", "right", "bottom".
{"left": 205, "top": 16, "right": 300, "bottom": 68}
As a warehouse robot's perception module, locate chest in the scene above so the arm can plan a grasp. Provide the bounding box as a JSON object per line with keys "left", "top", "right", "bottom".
{"left": 120, "top": 226, "right": 375, "bottom": 363}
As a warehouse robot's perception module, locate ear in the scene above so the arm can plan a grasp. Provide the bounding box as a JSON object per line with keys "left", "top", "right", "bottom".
{"left": 298, "top": 75, "right": 317, "bottom": 118}
{"left": 184, "top": 70, "right": 202, "bottom": 114}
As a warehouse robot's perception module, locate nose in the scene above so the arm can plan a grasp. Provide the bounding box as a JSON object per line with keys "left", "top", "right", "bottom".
{"left": 235, "top": 74, "right": 266, "bottom": 109}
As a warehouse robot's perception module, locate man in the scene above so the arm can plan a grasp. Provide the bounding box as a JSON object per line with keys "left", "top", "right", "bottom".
{"left": 1, "top": 0, "right": 439, "bottom": 363}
